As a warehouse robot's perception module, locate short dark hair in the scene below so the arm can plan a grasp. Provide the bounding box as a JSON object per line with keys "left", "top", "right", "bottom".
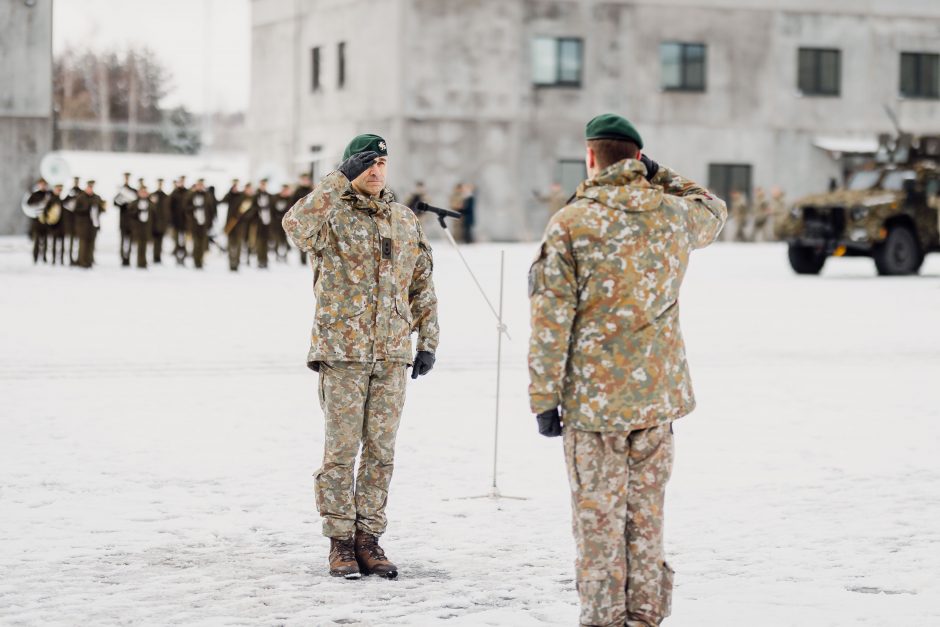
{"left": 587, "top": 138, "right": 639, "bottom": 170}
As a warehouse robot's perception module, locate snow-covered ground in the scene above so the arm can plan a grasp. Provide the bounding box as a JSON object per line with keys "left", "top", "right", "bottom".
{"left": 1, "top": 234, "right": 939, "bottom": 626}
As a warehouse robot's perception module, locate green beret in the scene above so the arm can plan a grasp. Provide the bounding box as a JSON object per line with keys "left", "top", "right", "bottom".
{"left": 342, "top": 133, "right": 388, "bottom": 161}
{"left": 585, "top": 113, "right": 643, "bottom": 149}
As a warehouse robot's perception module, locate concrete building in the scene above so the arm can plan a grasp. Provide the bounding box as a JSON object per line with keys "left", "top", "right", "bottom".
{"left": 250, "top": 0, "right": 940, "bottom": 240}
{"left": 0, "top": 0, "right": 54, "bottom": 236}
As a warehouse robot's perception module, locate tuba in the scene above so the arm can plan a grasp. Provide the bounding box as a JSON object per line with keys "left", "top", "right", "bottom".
{"left": 114, "top": 186, "right": 138, "bottom": 206}
{"left": 43, "top": 201, "right": 62, "bottom": 226}
{"left": 21, "top": 188, "right": 49, "bottom": 219}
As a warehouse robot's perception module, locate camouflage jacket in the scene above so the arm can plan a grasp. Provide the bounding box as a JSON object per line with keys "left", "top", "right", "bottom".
{"left": 282, "top": 171, "right": 439, "bottom": 364}
{"left": 528, "top": 159, "right": 727, "bottom": 432}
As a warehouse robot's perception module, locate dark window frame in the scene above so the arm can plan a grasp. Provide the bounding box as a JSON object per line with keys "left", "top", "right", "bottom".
{"left": 900, "top": 52, "right": 940, "bottom": 99}
{"left": 798, "top": 47, "right": 841, "bottom": 97}
{"left": 311, "top": 47, "right": 321, "bottom": 92}
{"left": 337, "top": 42, "right": 346, "bottom": 89}
{"left": 660, "top": 42, "right": 707, "bottom": 92}
{"left": 557, "top": 158, "right": 588, "bottom": 196}
{"left": 532, "top": 36, "right": 584, "bottom": 88}
{"left": 708, "top": 163, "right": 753, "bottom": 206}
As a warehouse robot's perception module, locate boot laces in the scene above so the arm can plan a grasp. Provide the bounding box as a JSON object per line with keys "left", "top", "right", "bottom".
{"left": 334, "top": 539, "right": 356, "bottom": 562}
{"left": 360, "top": 534, "right": 386, "bottom": 560}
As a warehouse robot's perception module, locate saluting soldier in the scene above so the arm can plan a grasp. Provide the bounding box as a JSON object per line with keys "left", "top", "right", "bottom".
{"left": 127, "top": 186, "right": 153, "bottom": 269}
{"left": 185, "top": 178, "right": 213, "bottom": 269}
{"left": 169, "top": 176, "right": 189, "bottom": 265}
{"left": 282, "top": 134, "right": 439, "bottom": 580}
{"left": 73, "top": 180, "right": 105, "bottom": 269}
{"left": 149, "top": 178, "right": 171, "bottom": 263}
{"left": 252, "top": 178, "right": 274, "bottom": 269}
{"left": 114, "top": 172, "right": 137, "bottom": 266}
{"left": 528, "top": 114, "right": 727, "bottom": 627}
{"left": 291, "top": 174, "right": 314, "bottom": 265}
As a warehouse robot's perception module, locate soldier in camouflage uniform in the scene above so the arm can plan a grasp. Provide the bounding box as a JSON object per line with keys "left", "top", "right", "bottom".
{"left": 528, "top": 114, "right": 727, "bottom": 627}
{"left": 283, "top": 133, "right": 439, "bottom": 580}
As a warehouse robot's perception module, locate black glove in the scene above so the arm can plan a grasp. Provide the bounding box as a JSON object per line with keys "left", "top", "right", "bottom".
{"left": 338, "top": 150, "right": 380, "bottom": 182}
{"left": 639, "top": 153, "right": 659, "bottom": 182}
{"left": 410, "top": 350, "right": 435, "bottom": 379}
{"left": 536, "top": 408, "right": 563, "bottom": 437}
{"left": 306, "top": 360, "right": 320, "bottom": 373}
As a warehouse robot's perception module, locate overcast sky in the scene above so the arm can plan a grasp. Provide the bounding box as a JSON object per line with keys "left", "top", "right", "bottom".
{"left": 53, "top": 0, "right": 251, "bottom": 114}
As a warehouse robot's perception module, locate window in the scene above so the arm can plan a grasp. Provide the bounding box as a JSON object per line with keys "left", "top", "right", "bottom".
{"left": 558, "top": 159, "right": 587, "bottom": 196}
{"left": 337, "top": 42, "right": 346, "bottom": 89}
{"left": 660, "top": 42, "right": 706, "bottom": 91}
{"left": 900, "top": 52, "right": 939, "bottom": 99}
{"left": 798, "top": 48, "right": 840, "bottom": 96}
{"left": 311, "top": 47, "right": 321, "bottom": 92}
{"left": 532, "top": 37, "right": 583, "bottom": 87}
{"left": 708, "top": 164, "right": 752, "bottom": 205}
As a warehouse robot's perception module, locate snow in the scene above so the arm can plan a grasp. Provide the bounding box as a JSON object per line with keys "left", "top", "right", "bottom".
{"left": 1, "top": 235, "right": 939, "bottom": 626}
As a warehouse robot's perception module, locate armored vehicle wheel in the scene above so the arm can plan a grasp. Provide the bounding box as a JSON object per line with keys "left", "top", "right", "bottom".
{"left": 873, "top": 226, "right": 923, "bottom": 276}
{"left": 788, "top": 244, "right": 826, "bottom": 275}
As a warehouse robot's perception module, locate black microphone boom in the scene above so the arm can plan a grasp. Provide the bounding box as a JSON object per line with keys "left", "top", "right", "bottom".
{"left": 413, "top": 201, "right": 463, "bottom": 228}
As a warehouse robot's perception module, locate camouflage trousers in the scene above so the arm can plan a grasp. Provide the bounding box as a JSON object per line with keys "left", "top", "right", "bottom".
{"left": 564, "top": 424, "right": 675, "bottom": 627}
{"left": 314, "top": 360, "right": 407, "bottom": 539}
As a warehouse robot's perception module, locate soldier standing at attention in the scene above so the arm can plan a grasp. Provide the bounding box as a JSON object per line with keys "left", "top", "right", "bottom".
{"left": 225, "top": 181, "right": 252, "bottom": 272}
{"left": 150, "top": 178, "right": 171, "bottom": 263}
{"left": 185, "top": 179, "right": 213, "bottom": 269}
{"left": 27, "top": 178, "right": 50, "bottom": 264}
{"left": 528, "top": 114, "right": 727, "bottom": 627}
{"left": 730, "top": 189, "right": 750, "bottom": 242}
{"left": 282, "top": 134, "right": 439, "bottom": 580}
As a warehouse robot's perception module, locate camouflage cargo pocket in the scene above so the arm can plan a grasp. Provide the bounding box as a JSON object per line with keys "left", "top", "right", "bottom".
{"left": 386, "top": 295, "right": 413, "bottom": 356}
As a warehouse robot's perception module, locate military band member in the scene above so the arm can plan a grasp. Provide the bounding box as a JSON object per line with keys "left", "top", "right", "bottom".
{"left": 128, "top": 186, "right": 153, "bottom": 269}
{"left": 528, "top": 114, "right": 727, "bottom": 627}
{"left": 291, "top": 174, "right": 314, "bottom": 265}
{"left": 224, "top": 180, "right": 251, "bottom": 271}
{"left": 273, "top": 183, "right": 293, "bottom": 261}
{"left": 114, "top": 172, "right": 136, "bottom": 266}
{"left": 169, "top": 176, "right": 189, "bottom": 265}
{"left": 64, "top": 176, "right": 81, "bottom": 265}
{"left": 74, "top": 180, "right": 105, "bottom": 269}
{"left": 27, "top": 179, "right": 51, "bottom": 264}
{"left": 49, "top": 184, "right": 66, "bottom": 265}
{"left": 150, "top": 178, "right": 171, "bottom": 263}
{"left": 252, "top": 178, "right": 274, "bottom": 269}
{"left": 185, "top": 178, "right": 213, "bottom": 269}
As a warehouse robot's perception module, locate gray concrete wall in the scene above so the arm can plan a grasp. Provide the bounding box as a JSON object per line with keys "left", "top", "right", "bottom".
{"left": 250, "top": 0, "right": 940, "bottom": 240}
{"left": 0, "top": 0, "right": 53, "bottom": 235}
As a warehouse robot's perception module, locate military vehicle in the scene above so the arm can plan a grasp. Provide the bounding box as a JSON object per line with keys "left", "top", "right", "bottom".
{"left": 776, "top": 133, "right": 940, "bottom": 275}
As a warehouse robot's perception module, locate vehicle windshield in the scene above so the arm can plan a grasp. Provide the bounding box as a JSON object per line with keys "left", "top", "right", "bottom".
{"left": 881, "top": 170, "right": 916, "bottom": 191}
{"left": 847, "top": 170, "right": 881, "bottom": 190}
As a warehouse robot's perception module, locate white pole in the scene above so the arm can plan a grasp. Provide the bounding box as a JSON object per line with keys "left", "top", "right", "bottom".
{"left": 491, "top": 250, "right": 505, "bottom": 493}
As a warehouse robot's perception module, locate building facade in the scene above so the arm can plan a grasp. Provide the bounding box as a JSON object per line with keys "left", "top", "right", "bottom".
{"left": 250, "top": 0, "right": 940, "bottom": 240}
{"left": 0, "top": 0, "right": 54, "bottom": 236}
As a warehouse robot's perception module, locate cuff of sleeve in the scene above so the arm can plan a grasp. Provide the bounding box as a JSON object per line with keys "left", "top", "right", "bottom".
{"left": 529, "top": 393, "right": 559, "bottom": 415}
{"left": 416, "top": 338, "right": 437, "bottom": 353}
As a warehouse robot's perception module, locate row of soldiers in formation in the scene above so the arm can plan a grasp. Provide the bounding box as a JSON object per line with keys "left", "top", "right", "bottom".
{"left": 26, "top": 173, "right": 316, "bottom": 270}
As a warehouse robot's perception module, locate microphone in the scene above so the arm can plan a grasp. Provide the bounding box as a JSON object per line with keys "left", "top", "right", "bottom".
{"left": 413, "top": 201, "right": 463, "bottom": 220}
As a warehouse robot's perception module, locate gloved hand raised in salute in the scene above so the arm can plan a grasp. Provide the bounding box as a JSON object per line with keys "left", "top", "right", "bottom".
{"left": 338, "top": 150, "right": 381, "bottom": 183}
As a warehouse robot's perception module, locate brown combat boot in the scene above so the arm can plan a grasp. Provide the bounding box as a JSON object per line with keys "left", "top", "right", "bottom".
{"left": 354, "top": 531, "right": 398, "bottom": 579}
{"left": 328, "top": 537, "right": 361, "bottom": 579}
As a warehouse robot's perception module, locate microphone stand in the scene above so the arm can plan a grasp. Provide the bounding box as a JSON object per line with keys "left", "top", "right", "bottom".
{"left": 413, "top": 203, "right": 525, "bottom": 503}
